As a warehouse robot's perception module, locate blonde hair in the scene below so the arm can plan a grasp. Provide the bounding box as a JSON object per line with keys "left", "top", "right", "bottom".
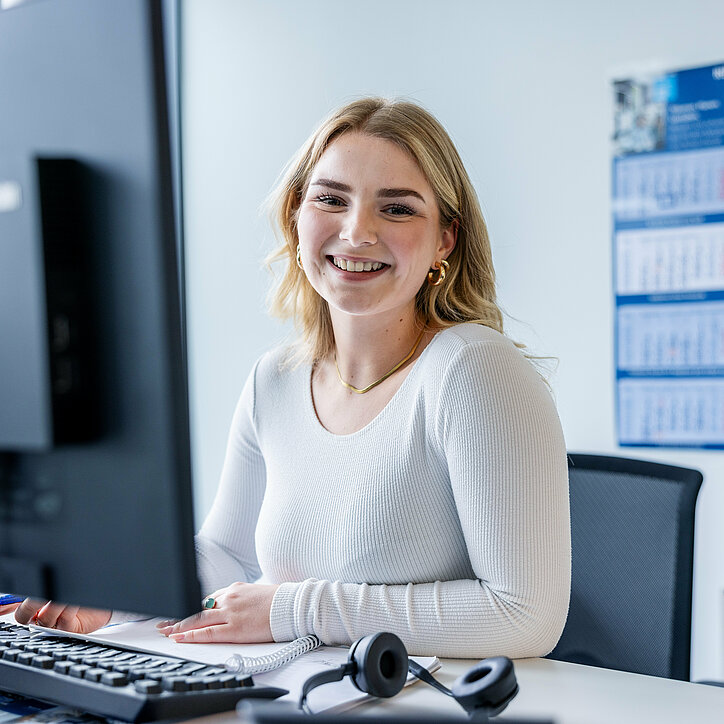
{"left": 266, "top": 97, "right": 504, "bottom": 362}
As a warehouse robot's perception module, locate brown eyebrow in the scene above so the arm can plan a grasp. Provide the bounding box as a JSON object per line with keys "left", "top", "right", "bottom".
{"left": 310, "top": 179, "right": 427, "bottom": 204}
{"left": 376, "top": 187, "right": 426, "bottom": 203}
{"left": 311, "top": 179, "right": 351, "bottom": 193}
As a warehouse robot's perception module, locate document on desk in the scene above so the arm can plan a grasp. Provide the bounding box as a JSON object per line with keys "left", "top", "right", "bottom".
{"left": 25, "top": 617, "right": 440, "bottom": 715}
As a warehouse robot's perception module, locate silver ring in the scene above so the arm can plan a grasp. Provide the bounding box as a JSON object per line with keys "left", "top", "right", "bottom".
{"left": 202, "top": 596, "right": 217, "bottom": 609}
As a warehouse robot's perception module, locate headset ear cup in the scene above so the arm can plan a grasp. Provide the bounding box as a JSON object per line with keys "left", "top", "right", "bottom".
{"left": 349, "top": 632, "right": 409, "bottom": 698}
{"left": 450, "top": 656, "right": 518, "bottom": 715}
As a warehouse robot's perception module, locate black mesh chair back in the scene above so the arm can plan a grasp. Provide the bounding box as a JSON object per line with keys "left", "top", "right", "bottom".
{"left": 548, "top": 453, "right": 702, "bottom": 680}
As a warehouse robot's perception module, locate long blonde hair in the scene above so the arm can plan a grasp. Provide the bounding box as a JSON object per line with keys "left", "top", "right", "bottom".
{"left": 267, "top": 97, "right": 504, "bottom": 362}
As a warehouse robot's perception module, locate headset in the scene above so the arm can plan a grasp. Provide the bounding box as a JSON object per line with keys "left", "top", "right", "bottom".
{"left": 298, "top": 631, "right": 518, "bottom": 720}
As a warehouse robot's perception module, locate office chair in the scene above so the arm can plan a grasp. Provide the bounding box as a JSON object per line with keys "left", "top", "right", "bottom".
{"left": 548, "top": 453, "right": 702, "bottom": 680}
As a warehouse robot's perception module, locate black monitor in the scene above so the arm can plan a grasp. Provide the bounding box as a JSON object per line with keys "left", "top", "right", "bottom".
{"left": 0, "top": 0, "right": 201, "bottom": 619}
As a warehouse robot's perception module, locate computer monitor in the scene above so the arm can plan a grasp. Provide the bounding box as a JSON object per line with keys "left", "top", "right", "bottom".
{"left": 0, "top": 0, "right": 201, "bottom": 619}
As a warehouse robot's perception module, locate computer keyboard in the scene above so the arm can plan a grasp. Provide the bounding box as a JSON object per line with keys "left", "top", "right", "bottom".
{"left": 0, "top": 621, "right": 287, "bottom": 722}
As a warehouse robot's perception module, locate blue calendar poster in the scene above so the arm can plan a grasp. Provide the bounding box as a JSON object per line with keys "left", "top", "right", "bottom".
{"left": 613, "top": 61, "right": 724, "bottom": 447}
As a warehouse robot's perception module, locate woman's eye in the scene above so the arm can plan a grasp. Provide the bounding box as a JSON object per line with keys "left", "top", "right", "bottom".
{"left": 385, "top": 204, "right": 415, "bottom": 216}
{"left": 314, "top": 194, "right": 345, "bottom": 207}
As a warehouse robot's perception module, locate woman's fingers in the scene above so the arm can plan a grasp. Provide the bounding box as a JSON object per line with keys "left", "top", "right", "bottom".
{"left": 160, "top": 609, "right": 226, "bottom": 636}
{"left": 170, "top": 623, "right": 231, "bottom": 644}
{"left": 49, "top": 604, "right": 81, "bottom": 631}
{"left": 13, "top": 598, "right": 48, "bottom": 625}
{"left": 157, "top": 590, "right": 228, "bottom": 636}
{"left": 154, "top": 619, "right": 178, "bottom": 633}
{"left": 34, "top": 601, "right": 75, "bottom": 629}
{"left": 11, "top": 599, "right": 110, "bottom": 633}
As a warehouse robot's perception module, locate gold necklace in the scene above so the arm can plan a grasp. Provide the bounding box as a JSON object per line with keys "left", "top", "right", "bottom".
{"left": 334, "top": 329, "right": 426, "bottom": 394}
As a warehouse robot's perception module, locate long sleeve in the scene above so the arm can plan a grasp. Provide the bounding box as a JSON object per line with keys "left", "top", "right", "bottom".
{"left": 195, "top": 364, "right": 267, "bottom": 595}
{"left": 265, "top": 330, "right": 571, "bottom": 658}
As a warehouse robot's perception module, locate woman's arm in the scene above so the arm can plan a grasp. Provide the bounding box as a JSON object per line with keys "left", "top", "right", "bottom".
{"left": 269, "top": 339, "right": 571, "bottom": 658}
{"left": 195, "top": 363, "right": 267, "bottom": 594}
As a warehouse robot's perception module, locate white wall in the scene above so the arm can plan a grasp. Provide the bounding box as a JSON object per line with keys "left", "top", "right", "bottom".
{"left": 182, "top": 0, "right": 724, "bottom": 680}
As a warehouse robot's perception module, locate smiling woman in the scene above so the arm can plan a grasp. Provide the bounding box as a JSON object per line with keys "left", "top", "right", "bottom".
{"left": 173, "top": 98, "right": 572, "bottom": 658}
{"left": 8, "top": 97, "right": 571, "bottom": 659}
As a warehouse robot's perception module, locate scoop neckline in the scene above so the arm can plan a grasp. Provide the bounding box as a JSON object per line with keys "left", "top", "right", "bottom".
{"left": 305, "top": 329, "right": 443, "bottom": 439}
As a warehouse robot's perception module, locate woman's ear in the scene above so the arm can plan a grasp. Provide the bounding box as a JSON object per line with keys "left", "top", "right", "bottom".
{"left": 439, "top": 219, "right": 458, "bottom": 259}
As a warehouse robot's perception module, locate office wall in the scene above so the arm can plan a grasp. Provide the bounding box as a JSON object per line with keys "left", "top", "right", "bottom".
{"left": 182, "top": 0, "right": 724, "bottom": 679}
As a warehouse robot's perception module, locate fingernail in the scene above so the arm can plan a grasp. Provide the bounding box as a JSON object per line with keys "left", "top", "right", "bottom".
{"left": 171, "top": 633, "right": 185, "bottom": 642}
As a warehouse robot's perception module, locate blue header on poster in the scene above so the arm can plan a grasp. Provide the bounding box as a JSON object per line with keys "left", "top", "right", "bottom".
{"left": 613, "top": 62, "right": 724, "bottom": 156}
{"left": 666, "top": 64, "right": 724, "bottom": 151}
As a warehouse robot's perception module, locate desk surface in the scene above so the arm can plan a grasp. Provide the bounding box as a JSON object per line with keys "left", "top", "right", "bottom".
{"left": 362, "top": 656, "right": 724, "bottom": 723}
{"left": 215, "top": 656, "right": 724, "bottom": 724}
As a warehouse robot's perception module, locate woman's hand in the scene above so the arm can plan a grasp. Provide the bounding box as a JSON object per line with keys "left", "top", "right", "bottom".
{"left": 156, "top": 582, "right": 279, "bottom": 644}
{"left": 11, "top": 598, "right": 111, "bottom": 633}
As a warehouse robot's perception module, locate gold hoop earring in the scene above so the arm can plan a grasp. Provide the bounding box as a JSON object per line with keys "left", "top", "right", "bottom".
{"left": 296, "top": 244, "right": 303, "bottom": 270}
{"left": 428, "top": 259, "right": 449, "bottom": 287}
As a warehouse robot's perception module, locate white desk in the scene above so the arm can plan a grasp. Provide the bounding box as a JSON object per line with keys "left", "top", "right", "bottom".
{"left": 357, "top": 657, "right": 724, "bottom": 723}
{"left": 215, "top": 656, "right": 724, "bottom": 723}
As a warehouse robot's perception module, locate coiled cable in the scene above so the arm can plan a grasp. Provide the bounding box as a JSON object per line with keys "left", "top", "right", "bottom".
{"left": 224, "top": 635, "right": 321, "bottom": 676}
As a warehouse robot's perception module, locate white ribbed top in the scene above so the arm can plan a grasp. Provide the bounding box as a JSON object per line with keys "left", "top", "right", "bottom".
{"left": 196, "top": 323, "right": 570, "bottom": 658}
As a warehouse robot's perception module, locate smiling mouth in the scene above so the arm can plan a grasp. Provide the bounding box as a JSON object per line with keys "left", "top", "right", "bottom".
{"left": 329, "top": 256, "right": 387, "bottom": 273}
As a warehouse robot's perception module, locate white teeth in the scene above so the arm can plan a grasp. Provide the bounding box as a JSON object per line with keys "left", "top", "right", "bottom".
{"left": 332, "top": 257, "right": 384, "bottom": 272}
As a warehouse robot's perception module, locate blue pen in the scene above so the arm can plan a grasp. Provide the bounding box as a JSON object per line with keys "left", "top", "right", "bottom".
{"left": 0, "top": 594, "right": 24, "bottom": 606}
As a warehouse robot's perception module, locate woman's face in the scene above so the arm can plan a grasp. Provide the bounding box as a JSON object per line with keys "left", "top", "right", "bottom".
{"left": 296, "top": 132, "right": 455, "bottom": 322}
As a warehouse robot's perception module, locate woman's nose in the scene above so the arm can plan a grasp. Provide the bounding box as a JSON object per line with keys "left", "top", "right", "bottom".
{"left": 340, "top": 207, "right": 377, "bottom": 246}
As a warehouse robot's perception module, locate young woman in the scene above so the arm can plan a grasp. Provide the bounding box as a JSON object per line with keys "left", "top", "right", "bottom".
{"left": 164, "top": 97, "right": 570, "bottom": 658}
{"left": 5, "top": 98, "right": 570, "bottom": 659}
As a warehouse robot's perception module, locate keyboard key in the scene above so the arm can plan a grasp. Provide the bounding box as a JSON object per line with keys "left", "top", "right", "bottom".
{"left": 70, "top": 664, "right": 91, "bottom": 678}
{"left": 38, "top": 646, "right": 64, "bottom": 656}
{"left": 141, "top": 659, "right": 168, "bottom": 669}
{"left": 134, "top": 680, "right": 162, "bottom": 695}
{"left": 162, "top": 676, "right": 189, "bottom": 692}
{"left": 101, "top": 671, "right": 129, "bottom": 687}
{"left": 54, "top": 661, "right": 73, "bottom": 675}
{"left": 186, "top": 677, "right": 207, "bottom": 691}
{"left": 198, "top": 667, "right": 226, "bottom": 677}
{"left": 124, "top": 655, "right": 151, "bottom": 666}
{"left": 157, "top": 661, "right": 184, "bottom": 673}
{"left": 218, "top": 674, "right": 240, "bottom": 688}
{"left": 176, "top": 662, "right": 206, "bottom": 675}
{"left": 31, "top": 655, "right": 54, "bottom": 669}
